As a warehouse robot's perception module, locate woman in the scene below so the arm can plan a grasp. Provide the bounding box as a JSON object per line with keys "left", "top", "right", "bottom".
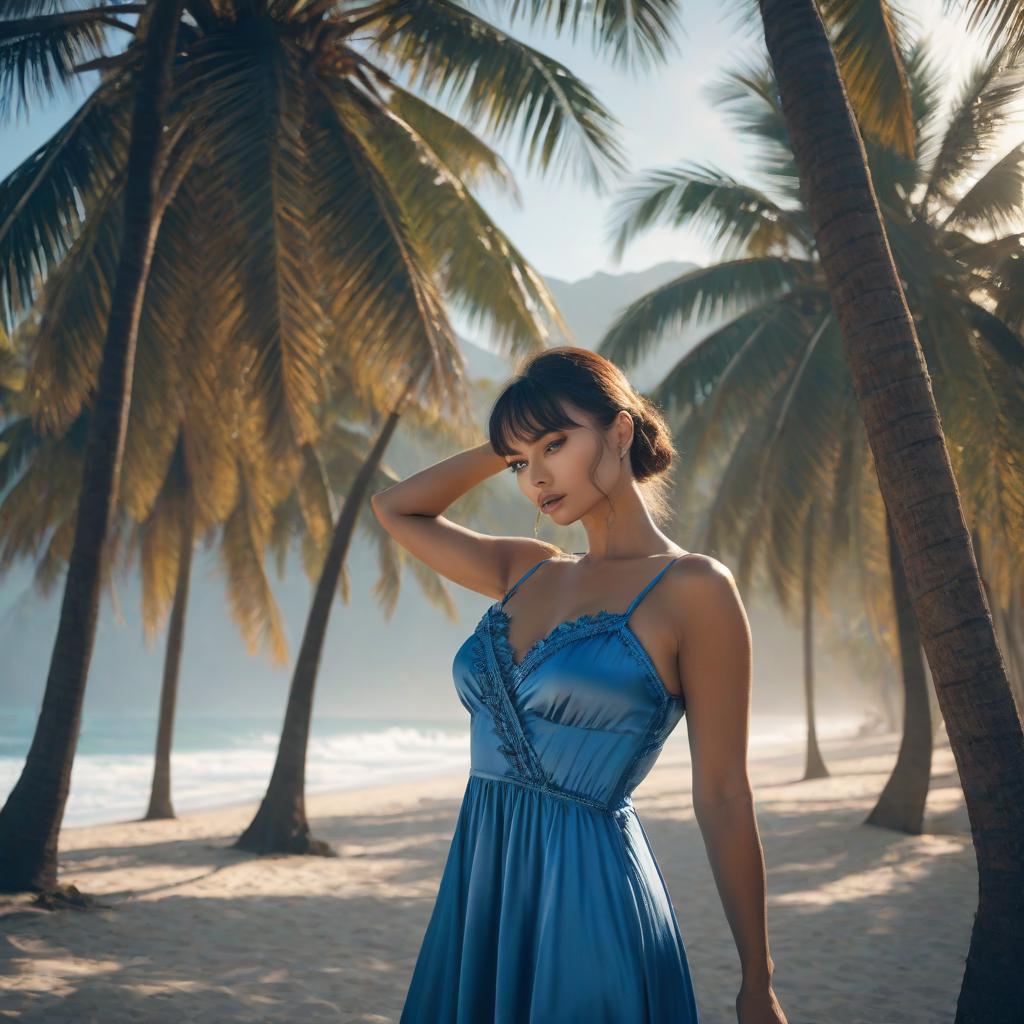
{"left": 372, "top": 347, "right": 787, "bottom": 1024}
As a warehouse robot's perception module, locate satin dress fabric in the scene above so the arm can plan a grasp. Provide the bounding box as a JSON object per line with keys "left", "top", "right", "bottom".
{"left": 399, "top": 553, "right": 700, "bottom": 1023}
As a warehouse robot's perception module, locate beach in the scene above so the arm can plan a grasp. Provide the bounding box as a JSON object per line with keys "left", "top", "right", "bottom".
{"left": 0, "top": 728, "right": 976, "bottom": 1024}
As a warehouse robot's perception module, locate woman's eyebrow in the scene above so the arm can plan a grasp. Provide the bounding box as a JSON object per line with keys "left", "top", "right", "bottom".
{"left": 505, "top": 432, "right": 557, "bottom": 456}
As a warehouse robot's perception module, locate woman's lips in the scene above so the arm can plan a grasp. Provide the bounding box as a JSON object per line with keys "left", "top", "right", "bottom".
{"left": 541, "top": 495, "right": 564, "bottom": 513}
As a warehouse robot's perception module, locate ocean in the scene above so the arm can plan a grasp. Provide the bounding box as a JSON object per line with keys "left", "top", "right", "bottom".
{"left": 0, "top": 711, "right": 472, "bottom": 828}
{"left": 0, "top": 708, "right": 868, "bottom": 829}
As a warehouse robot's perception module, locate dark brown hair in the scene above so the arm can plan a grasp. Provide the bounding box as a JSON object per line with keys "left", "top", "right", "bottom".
{"left": 488, "top": 346, "right": 676, "bottom": 526}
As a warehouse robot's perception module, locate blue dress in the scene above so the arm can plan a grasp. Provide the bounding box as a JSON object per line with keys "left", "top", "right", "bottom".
{"left": 399, "top": 553, "right": 700, "bottom": 1023}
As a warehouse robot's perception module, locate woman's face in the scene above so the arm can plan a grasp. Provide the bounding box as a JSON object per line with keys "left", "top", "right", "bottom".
{"left": 503, "top": 402, "right": 632, "bottom": 525}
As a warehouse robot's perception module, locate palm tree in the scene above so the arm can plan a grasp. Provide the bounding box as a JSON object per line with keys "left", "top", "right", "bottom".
{"left": 233, "top": 365, "right": 489, "bottom": 854}
{"left": 752, "top": 0, "right": 1023, "bottom": 1013}
{"left": 600, "top": 41, "right": 1024, "bottom": 834}
{"left": 800, "top": 501, "right": 829, "bottom": 780}
{"left": 863, "top": 505, "right": 933, "bottom": 830}
{"left": 0, "top": 385, "right": 292, "bottom": 823}
{"left": 131, "top": 413, "right": 292, "bottom": 821}
{"left": 235, "top": 371, "right": 419, "bottom": 855}
{"left": 0, "top": 0, "right": 185, "bottom": 899}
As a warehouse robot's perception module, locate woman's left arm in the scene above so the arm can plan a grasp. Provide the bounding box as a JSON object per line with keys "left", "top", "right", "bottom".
{"left": 670, "top": 557, "right": 787, "bottom": 1024}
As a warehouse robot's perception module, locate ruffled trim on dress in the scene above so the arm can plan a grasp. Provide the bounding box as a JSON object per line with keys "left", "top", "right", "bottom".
{"left": 489, "top": 605, "right": 626, "bottom": 675}
{"left": 473, "top": 610, "right": 550, "bottom": 787}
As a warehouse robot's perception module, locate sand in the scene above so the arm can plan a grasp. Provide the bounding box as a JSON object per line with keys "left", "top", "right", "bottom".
{"left": 0, "top": 729, "right": 976, "bottom": 1024}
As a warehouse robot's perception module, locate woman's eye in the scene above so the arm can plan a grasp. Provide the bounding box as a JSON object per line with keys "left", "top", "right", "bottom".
{"left": 507, "top": 438, "right": 563, "bottom": 474}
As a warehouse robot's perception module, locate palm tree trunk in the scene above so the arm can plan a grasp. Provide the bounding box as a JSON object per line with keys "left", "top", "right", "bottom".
{"left": 0, "top": 0, "right": 185, "bottom": 896}
{"left": 757, "top": 0, "right": 1024, "bottom": 1014}
{"left": 802, "top": 503, "right": 828, "bottom": 780}
{"left": 865, "top": 507, "right": 933, "bottom": 833}
{"left": 144, "top": 488, "right": 195, "bottom": 821}
{"left": 973, "top": 527, "right": 1024, "bottom": 714}
{"left": 235, "top": 378, "right": 419, "bottom": 855}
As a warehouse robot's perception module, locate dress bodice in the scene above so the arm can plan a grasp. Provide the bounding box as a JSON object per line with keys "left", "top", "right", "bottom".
{"left": 452, "top": 553, "right": 687, "bottom": 814}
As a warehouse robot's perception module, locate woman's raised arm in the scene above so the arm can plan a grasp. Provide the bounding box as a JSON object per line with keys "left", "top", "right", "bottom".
{"left": 370, "top": 441, "right": 562, "bottom": 601}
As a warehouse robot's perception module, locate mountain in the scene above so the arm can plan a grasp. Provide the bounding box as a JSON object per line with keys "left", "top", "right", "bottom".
{"left": 459, "top": 259, "right": 726, "bottom": 393}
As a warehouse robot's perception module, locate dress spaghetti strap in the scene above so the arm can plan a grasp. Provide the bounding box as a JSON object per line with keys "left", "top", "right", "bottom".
{"left": 502, "top": 551, "right": 684, "bottom": 614}
{"left": 500, "top": 556, "right": 554, "bottom": 607}
{"left": 624, "top": 554, "right": 684, "bottom": 618}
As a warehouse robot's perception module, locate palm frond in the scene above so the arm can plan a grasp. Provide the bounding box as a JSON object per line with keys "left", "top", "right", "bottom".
{"left": 24, "top": 171, "right": 125, "bottom": 436}
{"left": 183, "top": 32, "right": 327, "bottom": 459}
{"left": 0, "top": 411, "right": 86, "bottom": 574}
{"left": 942, "top": 141, "right": 1024, "bottom": 232}
{"left": 366, "top": 0, "right": 627, "bottom": 191}
{"left": 304, "top": 79, "right": 469, "bottom": 419}
{"left": 334, "top": 78, "right": 569, "bottom": 357}
{"left": 689, "top": 316, "right": 813, "bottom": 583}
{"left": 384, "top": 78, "right": 522, "bottom": 200}
{"left": 920, "top": 292, "right": 1024, "bottom": 544}
{"left": 962, "top": 0, "right": 1024, "bottom": 61}
{"left": 605, "top": 160, "right": 812, "bottom": 264}
{"left": 217, "top": 452, "right": 291, "bottom": 668}
{"left": 598, "top": 255, "right": 816, "bottom": 370}
{"left": 648, "top": 297, "right": 795, "bottom": 417}
{"left": 0, "top": 3, "right": 124, "bottom": 123}
{"left": 920, "top": 45, "right": 1024, "bottom": 210}
{"left": 703, "top": 57, "right": 801, "bottom": 202}
{"left": 0, "top": 75, "right": 130, "bottom": 328}
{"left": 0, "top": 414, "right": 43, "bottom": 492}
{"left": 701, "top": 303, "right": 828, "bottom": 484}
{"left": 819, "top": 0, "right": 915, "bottom": 155}
{"left": 760, "top": 316, "right": 848, "bottom": 601}
{"left": 493, "top": 0, "right": 683, "bottom": 72}
{"left": 136, "top": 473, "right": 187, "bottom": 643}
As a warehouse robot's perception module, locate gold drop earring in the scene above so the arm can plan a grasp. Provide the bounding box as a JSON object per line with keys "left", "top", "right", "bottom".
{"left": 606, "top": 447, "right": 626, "bottom": 528}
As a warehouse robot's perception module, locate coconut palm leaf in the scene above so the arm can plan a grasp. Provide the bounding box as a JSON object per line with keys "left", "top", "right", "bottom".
{"left": 703, "top": 58, "right": 801, "bottom": 202}
{"left": 918, "top": 46, "right": 1024, "bottom": 212}
{"left": 303, "top": 81, "right": 466, "bottom": 417}
{"left": 0, "top": 3, "right": 127, "bottom": 122}
{"left": 495, "top": 0, "right": 682, "bottom": 71}
{"left": 331, "top": 78, "right": 572, "bottom": 354}
{"left": 605, "top": 161, "right": 812, "bottom": 264}
{"left": 384, "top": 78, "right": 522, "bottom": 198}
{"left": 183, "top": 34, "right": 326, "bottom": 458}
{"left": 942, "top": 141, "right": 1024, "bottom": 232}
{"left": 368, "top": 0, "right": 627, "bottom": 189}
{"left": 0, "top": 76, "right": 129, "bottom": 325}
{"left": 818, "top": 0, "right": 915, "bottom": 155}
{"left": 658, "top": 299, "right": 819, "bottom": 481}
{"left": 961, "top": 0, "right": 1024, "bottom": 60}
{"left": 601, "top": 255, "right": 816, "bottom": 370}
{"left": 23, "top": 170, "right": 125, "bottom": 436}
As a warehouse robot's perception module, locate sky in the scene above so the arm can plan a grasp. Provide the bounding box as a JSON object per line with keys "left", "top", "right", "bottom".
{"left": 464, "top": 0, "right": 1018, "bottom": 283}
{"left": 0, "top": 0, "right": 1014, "bottom": 297}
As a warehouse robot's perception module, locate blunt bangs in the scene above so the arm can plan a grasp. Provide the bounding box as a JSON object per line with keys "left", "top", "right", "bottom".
{"left": 488, "top": 378, "right": 585, "bottom": 457}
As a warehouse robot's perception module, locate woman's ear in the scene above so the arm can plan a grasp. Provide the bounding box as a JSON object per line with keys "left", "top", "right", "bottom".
{"left": 618, "top": 409, "right": 635, "bottom": 452}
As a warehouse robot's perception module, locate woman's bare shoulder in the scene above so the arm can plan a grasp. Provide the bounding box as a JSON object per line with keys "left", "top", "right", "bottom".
{"left": 662, "top": 553, "right": 746, "bottom": 632}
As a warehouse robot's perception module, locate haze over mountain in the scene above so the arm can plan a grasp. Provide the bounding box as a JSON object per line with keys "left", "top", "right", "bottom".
{"left": 463, "top": 260, "right": 707, "bottom": 391}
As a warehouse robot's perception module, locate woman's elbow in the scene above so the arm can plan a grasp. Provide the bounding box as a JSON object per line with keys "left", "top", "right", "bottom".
{"left": 370, "top": 489, "right": 396, "bottom": 521}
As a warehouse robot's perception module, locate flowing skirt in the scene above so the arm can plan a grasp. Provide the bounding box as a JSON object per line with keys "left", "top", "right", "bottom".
{"left": 399, "top": 771, "right": 700, "bottom": 1023}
